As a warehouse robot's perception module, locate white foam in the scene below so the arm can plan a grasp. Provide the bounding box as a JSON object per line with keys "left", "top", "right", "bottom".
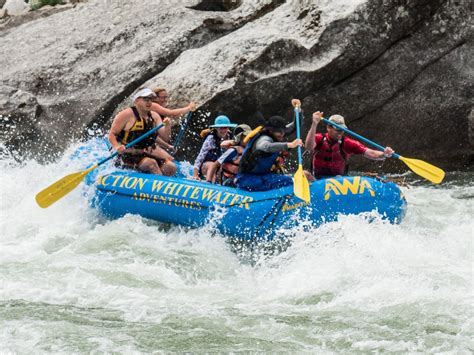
{"left": 0, "top": 146, "right": 472, "bottom": 352}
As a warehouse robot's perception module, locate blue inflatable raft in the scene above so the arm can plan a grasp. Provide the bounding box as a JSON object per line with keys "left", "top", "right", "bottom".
{"left": 87, "top": 167, "right": 406, "bottom": 241}
{"left": 73, "top": 138, "right": 406, "bottom": 240}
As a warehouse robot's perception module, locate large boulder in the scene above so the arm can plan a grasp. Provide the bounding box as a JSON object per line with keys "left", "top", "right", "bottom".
{"left": 0, "top": 0, "right": 283, "bottom": 160}
{"left": 0, "top": 84, "right": 42, "bottom": 157}
{"left": 299, "top": 1, "right": 472, "bottom": 171}
{"left": 0, "top": 0, "right": 471, "bottom": 170}
{"left": 2, "top": 0, "right": 29, "bottom": 16}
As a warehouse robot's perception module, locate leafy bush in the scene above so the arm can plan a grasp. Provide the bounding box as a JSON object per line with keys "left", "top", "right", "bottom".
{"left": 29, "top": 0, "right": 64, "bottom": 10}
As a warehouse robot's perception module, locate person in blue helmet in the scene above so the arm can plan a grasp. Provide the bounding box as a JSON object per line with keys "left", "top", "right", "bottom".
{"left": 192, "top": 115, "right": 237, "bottom": 180}
{"left": 235, "top": 115, "right": 303, "bottom": 191}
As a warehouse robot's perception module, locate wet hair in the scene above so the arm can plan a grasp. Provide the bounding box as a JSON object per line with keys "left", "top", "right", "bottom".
{"left": 153, "top": 87, "right": 167, "bottom": 96}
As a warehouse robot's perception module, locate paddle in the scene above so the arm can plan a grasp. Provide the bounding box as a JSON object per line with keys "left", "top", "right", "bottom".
{"left": 35, "top": 123, "right": 166, "bottom": 208}
{"left": 172, "top": 110, "right": 193, "bottom": 156}
{"left": 322, "top": 118, "right": 445, "bottom": 184}
{"left": 293, "top": 105, "right": 311, "bottom": 202}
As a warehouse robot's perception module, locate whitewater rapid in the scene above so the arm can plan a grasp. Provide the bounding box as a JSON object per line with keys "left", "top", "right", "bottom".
{"left": 0, "top": 144, "right": 472, "bottom": 353}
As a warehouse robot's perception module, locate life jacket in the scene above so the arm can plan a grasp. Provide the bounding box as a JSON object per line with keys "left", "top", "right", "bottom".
{"left": 221, "top": 146, "right": 244, "bottom": 179}
{"left": 116, "top": 107, "right": 156, "bottom": 149}
{"left": 273, "top": 150, "right": 288, "bottom": 174}
{"left": 239, "top": 132, "right": 280, "bottom": 175}
{"left": 312, "top": 133, "right": 349, "bottom": 177}
{"left": 200, "top": 129, "right": 232, "bottom": 163}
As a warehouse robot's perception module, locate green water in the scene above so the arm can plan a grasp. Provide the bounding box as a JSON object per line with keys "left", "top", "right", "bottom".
{"left": 0, "top": 155, "right": 472, "bottom": 353}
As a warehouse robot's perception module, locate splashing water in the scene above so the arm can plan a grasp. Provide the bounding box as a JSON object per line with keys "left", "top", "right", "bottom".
{"left": 0, "top": 142, "right": 472, "bottom": 352}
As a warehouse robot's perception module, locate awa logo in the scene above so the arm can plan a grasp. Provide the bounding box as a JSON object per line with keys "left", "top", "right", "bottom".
{"left": 324, "top": 177, "right": 375, "bottom": 201}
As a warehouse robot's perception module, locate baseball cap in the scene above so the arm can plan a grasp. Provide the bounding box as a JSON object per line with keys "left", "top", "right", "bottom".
{"left": 132, "top": 88, "right": 157, "bottom": 102}
{"left": 328, "top": 114, "right": 347, "bottom": 129}
{"left": 265, "top": 115, "right": 290, "bottom": 133}
{"left": 233, "top": 124, "right": 251, "bottom": 144}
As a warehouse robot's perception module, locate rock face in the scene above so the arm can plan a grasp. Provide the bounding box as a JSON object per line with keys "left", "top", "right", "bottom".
{"left": 2, "top": 0, "right": 29, "bottom": 16}
{"left": 0, "top": 0, "right": 472, "bottom": 171}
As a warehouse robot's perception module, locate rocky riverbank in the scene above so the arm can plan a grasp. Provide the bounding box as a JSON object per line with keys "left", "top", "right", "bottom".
{"left": 0, "top": 0, "right": 471, "bottom": 170}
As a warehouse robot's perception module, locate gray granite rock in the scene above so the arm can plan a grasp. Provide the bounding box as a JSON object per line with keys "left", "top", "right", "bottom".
{"left": 0, "top": 0, "right": 471, "bottom": 170}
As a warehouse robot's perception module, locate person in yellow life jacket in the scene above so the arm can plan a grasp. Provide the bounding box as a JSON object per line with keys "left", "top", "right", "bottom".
{"left": 304, "top": 111, "right": 394, "bottom": 181}
{"left": 192, "top": 115, "right": 237, "bottom": 180}
{"left": 108, "top": 88, "right": 177, "bottom": 176}
{"left": 205, "top": 124, "right": 252, "bottom": 186}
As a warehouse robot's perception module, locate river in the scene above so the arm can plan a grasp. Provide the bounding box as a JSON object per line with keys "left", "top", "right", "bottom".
{"left": 0, "top": 143, "right": 472, "bottom": 353}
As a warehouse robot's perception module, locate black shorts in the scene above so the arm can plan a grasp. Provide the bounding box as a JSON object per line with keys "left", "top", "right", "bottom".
{"left": 115, "top": 152, "right": 165, "bottom": 170}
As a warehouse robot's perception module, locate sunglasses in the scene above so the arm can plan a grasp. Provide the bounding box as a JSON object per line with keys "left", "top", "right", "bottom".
{"left": 157, "top": 95, "right": 169, "bottom": 99}
{"left": 141, "top": 96, "right": 155, "bottom": 102}
{"left": 330, "top": 126, "right": 344, "bottom": 133}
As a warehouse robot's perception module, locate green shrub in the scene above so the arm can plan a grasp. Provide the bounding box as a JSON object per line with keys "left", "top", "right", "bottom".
{"left": 29, "top": 0, "right": 64, "bottom": 10}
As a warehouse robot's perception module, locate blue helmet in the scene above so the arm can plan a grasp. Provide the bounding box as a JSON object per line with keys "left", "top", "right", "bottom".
{"left": 209, "top": 115, "right": 237, "bottom": 128}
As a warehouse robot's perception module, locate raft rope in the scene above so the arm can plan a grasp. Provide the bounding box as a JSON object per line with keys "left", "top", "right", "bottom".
{"left": 253, "top": 195, "right": 291, "bottom": 239}
{"left": 223, "top": 194, "right": 293, "bottom": 208}
{"left": 103, "top": 190, "right": 295, "bottom": 209}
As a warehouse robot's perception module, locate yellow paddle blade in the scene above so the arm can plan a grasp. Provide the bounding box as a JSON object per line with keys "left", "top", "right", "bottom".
{"left": 35, "top": 164, "right": 98, "bottom": 208}
{"left": 294, "top": 164, "right": 310, "bottom": 203}
{"left": 399, "top": 156, "right": 445, "bottom": 184}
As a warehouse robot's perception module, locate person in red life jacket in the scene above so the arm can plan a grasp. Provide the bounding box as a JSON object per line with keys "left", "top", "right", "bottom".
{"left": 205, "top": 124, "right": 252, "bottom": 186}
{"left": 151, "top": 87, "right": 196, "bottom": 152}
{"left": 304, "top": 111, "right": 394, "bottom": 180}
{"left": 236, "top": 116, "right": 303, "bottom": 191}
{"left": 108, "top": 88, "right": 177, "bottom": 176}
{"left": 192, "top": 115, "right": 237, "bottom": 180}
